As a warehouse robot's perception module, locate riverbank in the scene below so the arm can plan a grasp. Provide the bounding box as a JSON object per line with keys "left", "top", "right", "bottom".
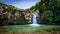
{"left": 0, "top": 30, "right": 60, "bottom": 34}
{"left": 0, "top": 25, "right": 60, "bottom": 34}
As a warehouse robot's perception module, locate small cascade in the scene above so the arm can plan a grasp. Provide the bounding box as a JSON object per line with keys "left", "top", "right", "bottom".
{"left": 32, "top": 14, "right": 37, "bottom": 24}
{"left": 29, "top": 14, "right": 40, "bottom": 26}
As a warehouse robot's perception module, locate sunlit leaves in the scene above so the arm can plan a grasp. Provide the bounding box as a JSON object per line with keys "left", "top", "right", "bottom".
{"left": 15, "top": 11, "right": 19, "bottom": 16}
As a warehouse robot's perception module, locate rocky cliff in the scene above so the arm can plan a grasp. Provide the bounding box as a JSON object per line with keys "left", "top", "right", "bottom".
{"left": 0, "top": 2, "right": 32, "bottom": 25}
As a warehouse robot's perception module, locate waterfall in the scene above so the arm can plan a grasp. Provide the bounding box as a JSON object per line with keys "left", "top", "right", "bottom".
{"left": 29, "top": 11, "right": 41, "bottom": 26}
{"left": 29, "top": 14, "right": 40, "bottom": 26}
{"left": 32, "top": 14, "right": 37, "bottom": 24}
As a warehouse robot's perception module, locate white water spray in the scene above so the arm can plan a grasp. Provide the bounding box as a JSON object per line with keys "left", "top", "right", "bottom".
{"left": 29, "top": 14, "right": 40, "bottom": 26}
{"left": 32, "top": 14, "right": 37, "bottom": 24}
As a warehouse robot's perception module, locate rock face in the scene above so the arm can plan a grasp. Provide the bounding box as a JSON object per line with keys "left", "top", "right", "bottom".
{"left": 0, "top": 2, "right": 32, "bottom": 25}
{"left": 37, "top": 12, "right": 44, "bottom": 24}
{"left": 8, "top": 10, "right": 32, "bottom": 25}
{"left": 24, "top": 13, "right": 32, "bottom": 24}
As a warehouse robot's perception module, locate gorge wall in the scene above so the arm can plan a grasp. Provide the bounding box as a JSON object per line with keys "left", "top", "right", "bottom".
{"left": 0, "top": 2, "right": 33, "bottom": 25}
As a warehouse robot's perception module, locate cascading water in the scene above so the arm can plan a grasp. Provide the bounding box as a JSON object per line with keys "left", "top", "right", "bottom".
{"left": 29, "top": 14, "right": 40, "bottom": 26}
{"left": 32, "top": 14, "right": 37, "bottom": 24}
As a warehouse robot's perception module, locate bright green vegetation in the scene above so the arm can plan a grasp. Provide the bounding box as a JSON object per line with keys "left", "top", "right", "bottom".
{"left": 29, "top": 0, "right": 60, "bottom": 24}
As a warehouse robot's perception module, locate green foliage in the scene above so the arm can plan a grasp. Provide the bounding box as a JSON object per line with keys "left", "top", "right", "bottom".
{"left": 30, "top": 0, "right": 60, "bottom": 24}
{"left": 9, "top": 5, "right": 18, "bottom": 10}
{"left": 15, "top": 11, "right": 19, "bottom": 16}
{"left": 29, "top": 0, "right": 46, "bottom": 13}
{"left": 43, "top": 10, "right": 53, "bottom": 22}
